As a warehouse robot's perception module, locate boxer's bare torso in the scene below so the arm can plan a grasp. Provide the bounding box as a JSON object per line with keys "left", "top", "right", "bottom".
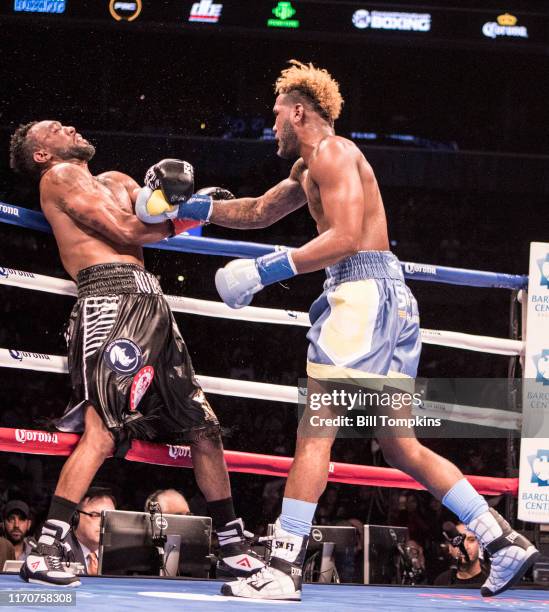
{"left": 209, "top": 134, "right": 389, "bottom": 273}
{"left": 40, "top": 162, "right": 168, "bottom": 279}
{"left": 294, "top": 135, "right": 389, "bottom": 250}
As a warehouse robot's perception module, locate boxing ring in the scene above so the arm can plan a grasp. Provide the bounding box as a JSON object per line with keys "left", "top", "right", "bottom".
{"left": 0, "top": 203, "right": 545, "bottom": 609}
{"left": 0, "top": 574, "right": 548, "bottom": 611}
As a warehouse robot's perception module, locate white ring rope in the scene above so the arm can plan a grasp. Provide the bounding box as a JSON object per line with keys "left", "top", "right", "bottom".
{"left": 0, "top": 267, "right": 523, "bottom": 356}
{"left": 0, "top": 266, "right": 523, "bottom": 431}
{"left": 0, "top": 349, "right": 521, "bottom": 431}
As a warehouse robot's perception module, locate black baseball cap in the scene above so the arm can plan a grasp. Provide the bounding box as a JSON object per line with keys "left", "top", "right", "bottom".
{"left": 3, "top": 500, "right": 30, "bottom": 519}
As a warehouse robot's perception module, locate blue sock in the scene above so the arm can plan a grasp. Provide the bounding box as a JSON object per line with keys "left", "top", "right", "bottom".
{"left": 442, "top": 478, "right": 489, "bottom": 524}
{"left": 279, "top": 498, "right": 317, "bottom": 537}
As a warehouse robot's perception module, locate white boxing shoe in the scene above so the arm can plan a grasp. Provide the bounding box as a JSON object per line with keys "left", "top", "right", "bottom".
{"left": 468, "top": 508, "right": 540, "bottom": 597}
{"left": 221, "top": 519, "right": 308, "bottom": 601}
{"left": 20, "top": 520, "right": 80, "bottom": 587}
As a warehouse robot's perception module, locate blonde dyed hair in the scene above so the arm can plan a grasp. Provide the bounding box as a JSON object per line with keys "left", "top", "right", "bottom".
{"left": 275, "top": 60, "right": 344, "bottom": 123}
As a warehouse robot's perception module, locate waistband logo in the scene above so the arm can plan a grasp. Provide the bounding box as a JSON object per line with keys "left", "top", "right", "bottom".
{"left": 133, "top": 270, "right": 162, "bottom": 294}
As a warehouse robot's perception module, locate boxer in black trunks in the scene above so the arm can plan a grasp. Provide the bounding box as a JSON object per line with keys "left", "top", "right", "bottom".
{"left": 9, "top": 120, "right": 264, "bottom": 586}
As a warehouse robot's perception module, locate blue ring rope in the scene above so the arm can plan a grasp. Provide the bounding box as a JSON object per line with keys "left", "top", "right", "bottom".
{"left": 0, "top": 202, "right": 528, "bottom": 290}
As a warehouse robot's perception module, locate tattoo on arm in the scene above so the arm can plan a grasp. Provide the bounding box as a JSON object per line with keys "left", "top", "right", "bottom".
{"left": 210, "top": 177, "right": 306, "bottom": 229}
{"left": 60, "top": 197, "right": 119, "bottom": 241}
{"left": 211, "top": 197, "right": 264, "bottom": 228}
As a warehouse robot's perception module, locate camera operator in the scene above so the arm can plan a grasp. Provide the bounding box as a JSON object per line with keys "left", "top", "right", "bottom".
{"left": 434, "top": 522, "right": 488, "bottom": 586}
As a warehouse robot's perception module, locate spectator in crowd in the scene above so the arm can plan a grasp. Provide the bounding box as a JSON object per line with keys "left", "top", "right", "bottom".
{"left": 0, "top": 537, "right": 15, "bottom": 571}
{"left": 316, "top": 487, "right": 341, "bottom": 525}
{"left": 434, "top": 523, "right": 488, "bottom": 586}
{"left": 3, "top": 501, "right": 33, "bottom": 560}
{"left": 395, "top": 493, "right": 431, "bottom": 547}
{"left": 144, "top": 489, "right": 191, "bottom": 515}
{"left": 403, "top": 539, "right": 427, "bottom": 585}
{"left": 67, "top": 488, "right": 116, "bottom": 576}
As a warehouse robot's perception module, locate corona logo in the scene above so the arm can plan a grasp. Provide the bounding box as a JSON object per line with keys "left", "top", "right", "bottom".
{"left": 497, "top": 13, "right": 517, "bottom": 26}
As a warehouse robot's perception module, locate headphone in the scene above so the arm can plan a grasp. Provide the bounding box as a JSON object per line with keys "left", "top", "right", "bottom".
{"left": 70, "top": 487, "right": 116, "bottom": 532}
{"left": 145, "top": 490, "right": 164, "bottom": 514}
{"left": 70, "top": 510, "right": 80, "bottom": 531}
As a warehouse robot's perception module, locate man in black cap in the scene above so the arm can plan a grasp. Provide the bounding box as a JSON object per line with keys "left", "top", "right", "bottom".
{"left": 3, "top": 501, "right": 33, "bottom": 561}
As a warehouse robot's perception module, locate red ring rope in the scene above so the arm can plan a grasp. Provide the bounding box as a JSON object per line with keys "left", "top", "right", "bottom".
{"left": 0, "top": 427, "right": 517, "bottom": 496}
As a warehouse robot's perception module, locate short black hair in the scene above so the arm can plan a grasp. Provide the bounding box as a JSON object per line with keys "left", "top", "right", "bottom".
{"left": 9, "top": 121, "right": 40, "bottom": 179}
{"left": 79, "top": 487, "right": 116, "bottom": 510}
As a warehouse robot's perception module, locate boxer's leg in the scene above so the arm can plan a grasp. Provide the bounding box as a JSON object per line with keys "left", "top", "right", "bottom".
{"left": 55, "top": 404, "right": 115, "bottom": 502}
{"left": 190, "top": 432, "right": 231, "bottom": 503}
{"left": 285, "top": 377, "right": 338, "bottom": 502}
{"left": 21, "top": 405, "right": 113, "bottom": 587}
{"left": 190, "top": 428, "right": 265, "bottom": 576}
{"left": 222, "top": 376, "right": 338, "bottom": 600}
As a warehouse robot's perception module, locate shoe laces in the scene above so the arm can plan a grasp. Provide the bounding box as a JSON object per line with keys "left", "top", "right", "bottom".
{"left": 40, "top": 540, "right": 72, "bottom": 571}
{"left": 44, "top": 543, "right": 65, "bottom": 571}
{"left": 245, "top": 563, "right": 273, "bottom": 583}
{"left": 258, "top": 532, "right": 297, "bottom": 556}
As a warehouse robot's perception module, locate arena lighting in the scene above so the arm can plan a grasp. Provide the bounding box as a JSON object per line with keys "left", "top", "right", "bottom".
{"left": 188, "top": 0, "right": 223, "bottom": 24}
{"left": 482, "top": 13, "right": 529, "bottom": 39}
{"left": 13, "top": 0, "right": 65, "bottom": 13}
{"left": 352, "top": 9, "right": 431, "bottom": 32}
{"left": 268, "top": 1, "right": 300, "bottom": 28}
{"left": 109, "top": 0, "right": 142, "bottom": 22}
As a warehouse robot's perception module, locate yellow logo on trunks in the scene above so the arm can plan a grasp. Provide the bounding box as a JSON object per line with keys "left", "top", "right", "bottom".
{"left": 318, "top": 280, "right": 379, "bottom": 367}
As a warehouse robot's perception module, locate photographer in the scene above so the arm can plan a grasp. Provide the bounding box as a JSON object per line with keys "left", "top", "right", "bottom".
{"left": 434, "top": 523, "right": 488, "bottom": 586}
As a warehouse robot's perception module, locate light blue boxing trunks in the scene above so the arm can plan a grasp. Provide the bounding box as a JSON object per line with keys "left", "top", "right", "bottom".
{"left": 306, "top": 251, "right": 421, "bottom": 388}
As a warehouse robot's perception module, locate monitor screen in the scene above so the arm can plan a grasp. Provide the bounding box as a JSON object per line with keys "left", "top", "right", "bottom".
{"left": 363, "top": 524, "right": 409, "bottom": 585}
{"left": 267, "top": 524, "right": 359, "bottom": 583}
{"left": 98, "top": 510, "right": 211, "bottom": 578}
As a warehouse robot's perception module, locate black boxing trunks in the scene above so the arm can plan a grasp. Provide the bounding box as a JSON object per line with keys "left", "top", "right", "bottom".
{"left": 55, "top": 263, "right": 220, "bottom": 452}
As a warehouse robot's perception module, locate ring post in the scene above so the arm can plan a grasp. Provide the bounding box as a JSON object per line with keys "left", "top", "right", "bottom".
{"left": 518, "top": 242, "right": 549, "bottom": 523}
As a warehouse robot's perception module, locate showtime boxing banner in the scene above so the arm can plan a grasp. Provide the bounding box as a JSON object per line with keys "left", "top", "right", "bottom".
{"left": 518, "top": 242, "right": 549, "bottom": 523}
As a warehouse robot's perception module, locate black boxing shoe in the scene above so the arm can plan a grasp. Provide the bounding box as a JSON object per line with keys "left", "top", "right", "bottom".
{"left": 467, "top": 509, "right": 540, "bottom": 597}
{"left": 216, "top": 518, "right": 266, "bottom": 578}
{"left": 20, "top": 520, "right": 80, "bottom": 587}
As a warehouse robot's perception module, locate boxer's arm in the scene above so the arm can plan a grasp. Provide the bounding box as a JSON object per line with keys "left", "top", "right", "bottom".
{"left": 290, "top": 140, "right": 365, "bottom": 273}
{"left": 43, "top": 164, "right": 172, "bottom": 245}
{"left": 96, "top": 170, "right": 141, "bottom": 203}
{"left": 209, "top": 159, "right": 307, "bottom": 228}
